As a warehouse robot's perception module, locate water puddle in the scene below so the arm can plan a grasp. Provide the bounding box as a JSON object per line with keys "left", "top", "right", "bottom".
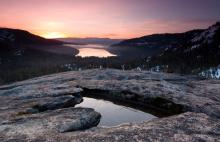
{"left": 76, "top": 97, "right": 157, "bottom": 127}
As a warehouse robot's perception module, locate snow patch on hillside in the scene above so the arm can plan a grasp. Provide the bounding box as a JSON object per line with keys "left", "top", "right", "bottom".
{"left": 192, "top": 24, "right": 219, "bottom": 44}
{"left": 14, "top": 49, "right": 24, "bottom": 56}
{"left": 0, "top": 30, "right": 15, "bottom": 42}
{"left": 191, "top": 45, "right": 200, "bottom": 50}
{"left": 199, "top": 65, "right": 220, "bottom": 79}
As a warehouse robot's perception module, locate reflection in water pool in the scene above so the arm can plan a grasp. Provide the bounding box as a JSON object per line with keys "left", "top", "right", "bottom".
{"left": 75, "top": 97, "right": 157, "bottom": 126}
{"left": 76, "top": 48, "right": 116, "bottom": 58}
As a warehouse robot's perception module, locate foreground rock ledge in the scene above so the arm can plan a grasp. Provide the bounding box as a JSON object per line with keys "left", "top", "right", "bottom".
{"left": 0, "top": 69, "right": 220, "bottom": 141}
{"left": 69, "top": 112, "right": 220, "bottom": 142}
{"left": 0, "top": 112, "right": 219, "bottom": 141}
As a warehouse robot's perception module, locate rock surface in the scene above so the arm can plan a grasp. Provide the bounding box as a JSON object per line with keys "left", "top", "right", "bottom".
{"left": 69, "top": 112, "right": 220, "bottom": 142}
{"left": 0, "top": 108, "right": 101, "bottom": 141}
{"left": 0, "top": 69, "right": 220, "bottom": 141}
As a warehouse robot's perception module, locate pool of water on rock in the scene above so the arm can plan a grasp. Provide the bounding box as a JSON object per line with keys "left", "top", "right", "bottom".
{"left": 75, "top": 97, "right": 157, "bottom": 126}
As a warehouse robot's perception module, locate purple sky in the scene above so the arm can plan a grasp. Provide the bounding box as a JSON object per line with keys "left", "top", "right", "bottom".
{"left": 0, "top": 0, "right": 219, "bottom": 38}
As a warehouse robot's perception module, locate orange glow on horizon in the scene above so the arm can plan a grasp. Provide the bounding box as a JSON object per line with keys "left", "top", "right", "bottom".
{"left": 40, "top": 32, "right": 67, "bottom": 39}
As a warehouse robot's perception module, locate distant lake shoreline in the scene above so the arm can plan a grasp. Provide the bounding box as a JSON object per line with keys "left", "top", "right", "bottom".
{"left": 64, "top": 44, "right": 117, "bottom": 58}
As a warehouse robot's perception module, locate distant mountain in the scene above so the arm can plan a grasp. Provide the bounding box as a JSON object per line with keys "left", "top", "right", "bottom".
{"left": 0, "top": 28, "right": 63, "bottom": 46}
{"left": 0, "top": 28, "right": 59, "bottom": 61}
{"left": 111, "top": 22, "right": 220, "bottom": 75}
{"left": 0, "top": 28, "right": 79, "bottom": 84}
{"left": 0, "top": 28, "right": 78, "bottom": 61}
{"left": 56, "top": 37, "right": 123, "bottom": 45}
{"left": 109, "top": 29, "right": 204, "bottom": 58}
{"left": 147, "top": 22, "right": 220, "bottom": 75}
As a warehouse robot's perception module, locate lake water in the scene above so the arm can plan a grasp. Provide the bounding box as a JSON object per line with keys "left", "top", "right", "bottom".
{"left": 64, "top": 44, "right": 116, "bottom": 58}
{"left": 75, "top": 97, "right": 157, "bottom": 127}
{"left": 76, "top": 48, "right": 116, "bottom": 58}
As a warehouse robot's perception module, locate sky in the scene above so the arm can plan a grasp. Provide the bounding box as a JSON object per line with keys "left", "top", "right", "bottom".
{"left": 0, "top": 0, "right": 220, "bottom": 39}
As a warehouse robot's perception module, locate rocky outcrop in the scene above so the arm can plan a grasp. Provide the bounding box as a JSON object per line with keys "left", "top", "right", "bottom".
{"left": 26, "top": 95, "right": 83, "bottom": 113}
{"left": 0, "top": 69, "right": 220, "bottom": 141}
{"left": 69, "top": 112, "right": 220, "bottom": 142}
{"left": 0, "top": 79, "right": 101, "bottom": 135}
{"left": 0, "top": 108, "right": 101, "bottom": 141}
{"left": 1, "top": 112, "right": 219, "bottom": 142}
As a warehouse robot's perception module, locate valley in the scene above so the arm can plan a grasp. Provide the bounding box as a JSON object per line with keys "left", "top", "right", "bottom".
{"left": 1, "top": 22, "right": 220, "bottom": 85}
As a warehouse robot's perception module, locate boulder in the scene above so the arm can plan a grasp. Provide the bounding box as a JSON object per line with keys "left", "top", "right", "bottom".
{"left": 0, "top": 108, "right": 101, "bottom": 141}
{"left": 69, "top": 112, "right": 220, "bottom": 142}
{"left": 28, "top": 95, "right": 83, "bottom": 113}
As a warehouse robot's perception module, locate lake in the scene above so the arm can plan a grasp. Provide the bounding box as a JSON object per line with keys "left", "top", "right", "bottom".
{"left": 76, "top": 97, "right": 157, "bottom": 127}
{"left": 64, "top": 44, "right": 116, "bottom": 58}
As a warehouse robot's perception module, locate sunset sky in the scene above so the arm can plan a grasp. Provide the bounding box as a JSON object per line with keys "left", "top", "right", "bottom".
{"left": 1, "top": 0, "right": 220, "bottom": 39}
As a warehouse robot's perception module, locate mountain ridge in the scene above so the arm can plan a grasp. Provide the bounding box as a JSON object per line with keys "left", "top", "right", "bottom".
{"left": 0, "top": 28, "right": 63, "bottom": 46}
{"left": 110, "top": 22, "right": 220, "bottom": 75}
{"left": 56, "top": 37, "right": 123, "bottom": 45}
